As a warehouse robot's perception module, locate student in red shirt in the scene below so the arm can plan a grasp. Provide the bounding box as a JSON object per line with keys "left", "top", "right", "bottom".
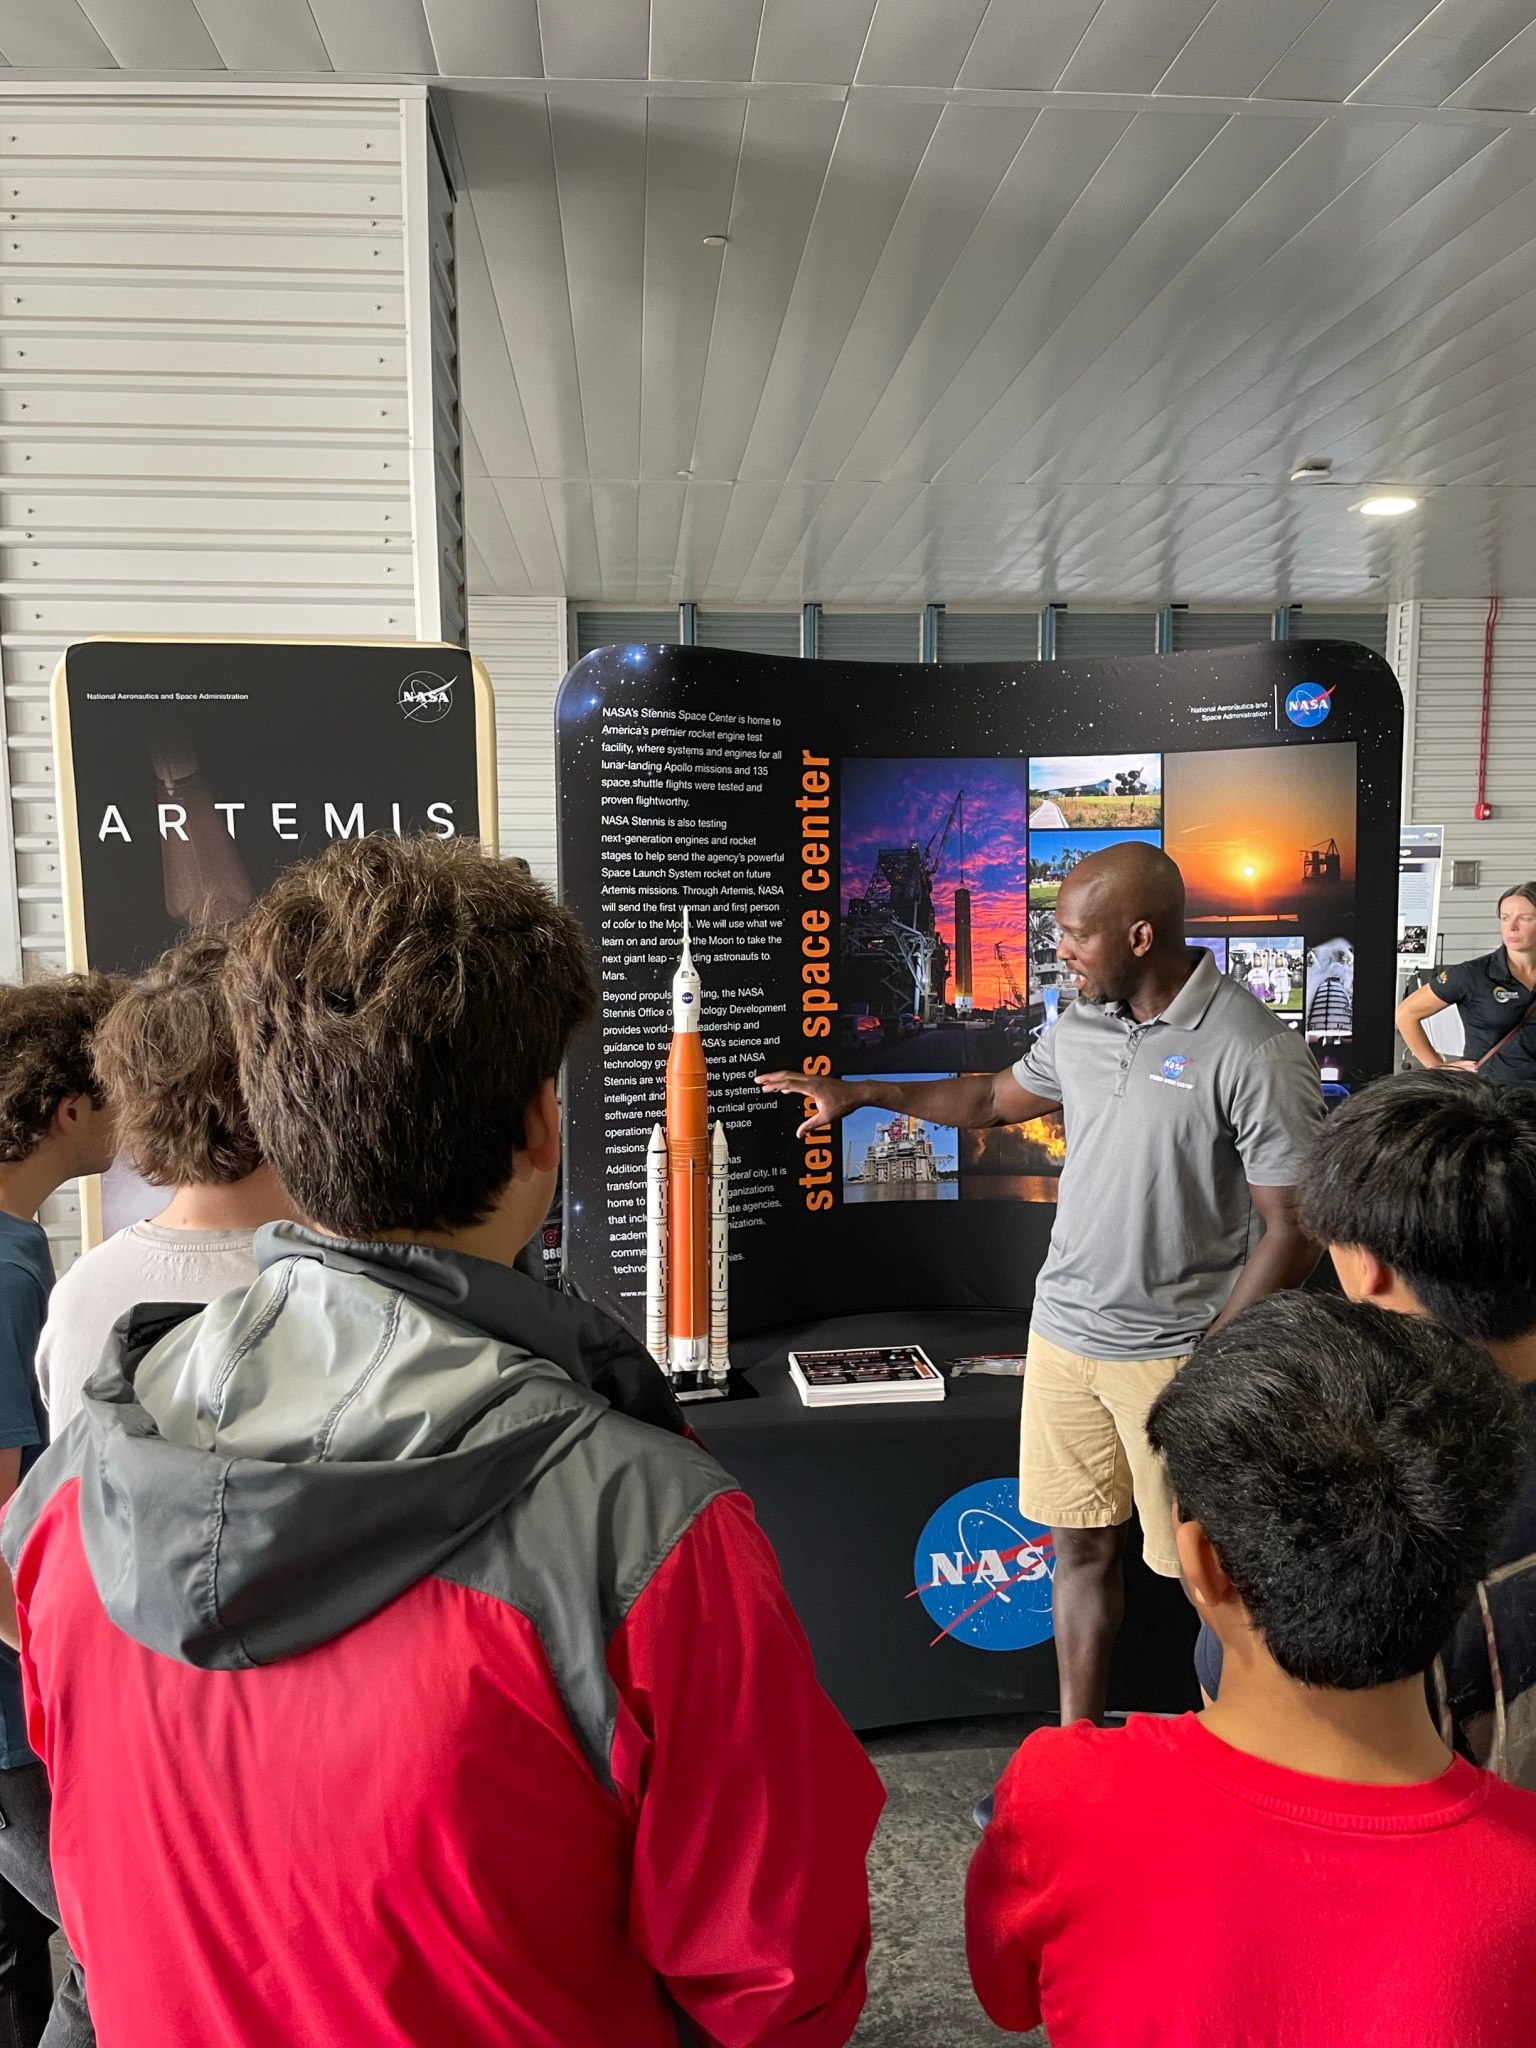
{"left": 967, "top": 1290, "right": 1536, "bottom": 2048}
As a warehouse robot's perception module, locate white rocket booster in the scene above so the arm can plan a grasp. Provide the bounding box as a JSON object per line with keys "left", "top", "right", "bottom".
{"left": 645, "top": 1124, "right": 668, "bottom": 1370}
{"left": 709, "top": 1121, "right": 729, "bottom": 1383}
{"left": 643, "top": 911, "right": 731, "bottom": 1395}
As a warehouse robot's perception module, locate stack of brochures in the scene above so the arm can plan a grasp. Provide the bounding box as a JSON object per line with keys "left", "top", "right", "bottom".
{"left": 787, "top": 1345, "right": 946, "bottom": 1408}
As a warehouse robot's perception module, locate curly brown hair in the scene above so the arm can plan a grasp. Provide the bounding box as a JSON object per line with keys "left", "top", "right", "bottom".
{"left": 91, "top": 933, "right": 262, "bottom": 1188}
{"left": 224, "top": 835, "right": 596, "bottom": 1236}
{"left": 0, "top": 972, "right": 127, "bottom": 1164}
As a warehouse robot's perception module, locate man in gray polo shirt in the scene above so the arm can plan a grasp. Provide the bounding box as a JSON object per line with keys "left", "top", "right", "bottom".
{"left": 759, "top": 843, "right": 1323, "bottom": 1724}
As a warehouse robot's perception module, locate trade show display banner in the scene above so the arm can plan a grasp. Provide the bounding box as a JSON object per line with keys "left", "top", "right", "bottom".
{"left": 1397, "top": 824, "right": 1444, "bottom": 968}
{"left": 54, "top": 638, "right": 495, "bottom": 976}
{"left": 558, "top": 639, "right": 1402, "bottom": 1339}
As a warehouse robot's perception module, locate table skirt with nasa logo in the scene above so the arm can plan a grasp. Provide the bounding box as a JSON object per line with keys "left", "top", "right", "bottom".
{"left": 701, "top": 1308, "right": 1199, "bottom": 1730}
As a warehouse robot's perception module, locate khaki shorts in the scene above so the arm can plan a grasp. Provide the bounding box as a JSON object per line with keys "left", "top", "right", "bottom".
{"left": 1018, "top": 1330, "right": 1188, "bottom": 1579}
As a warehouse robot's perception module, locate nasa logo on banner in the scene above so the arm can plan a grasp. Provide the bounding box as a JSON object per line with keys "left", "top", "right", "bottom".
{"left": 398, "top": 670, "right": 456, "bottom": 724}
{"left": 1284, "top": 681, "right": 1334, "bottom": 728}
{"left": 912, "top": 1478, "right": 1055, "bottom": 1652}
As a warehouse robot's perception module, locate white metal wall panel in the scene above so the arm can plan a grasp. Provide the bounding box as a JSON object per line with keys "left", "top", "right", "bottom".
{"left": 468, "top": 596, "right": 567, "bottom": 884}
{"left": 424, "top": 117, "right": 465, "bottom": 644}
{"left": 1409, "top": 599, "right": 1536, "bottom": 965}
{"left": 0, "top": 88, "right": 453, "bottom": 1268}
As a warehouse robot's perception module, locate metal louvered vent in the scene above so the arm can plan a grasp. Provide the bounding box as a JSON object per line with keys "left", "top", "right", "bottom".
{"left": 695, "top": 612, "right": 801, "bottom": 657}
{"left": 574, "top": 610, "right": 675, "bottom": 659}
{"left": 936, "top": 613, "right": 1042, "bottom": 662}
{"left": 1171, "top": 612, "right": 1274, "bottom": 650}
{"left": 817, "top": 613, "right": 922, "bottom": 663}
{"left": 1051, "top": 612, "right": 1157, "bottom": 659}
{"left": 1288, "top": 611, "right": 1388, "bottom": 656}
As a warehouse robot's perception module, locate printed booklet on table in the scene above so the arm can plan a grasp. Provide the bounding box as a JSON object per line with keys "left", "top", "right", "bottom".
{"left": 787, "top": 1345, "right": 946, "bottom": 1407}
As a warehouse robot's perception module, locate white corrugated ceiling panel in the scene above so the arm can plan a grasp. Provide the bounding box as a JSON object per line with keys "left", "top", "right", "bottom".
{"left": 3, "top": 2, "right": 1535, "bottom": 604}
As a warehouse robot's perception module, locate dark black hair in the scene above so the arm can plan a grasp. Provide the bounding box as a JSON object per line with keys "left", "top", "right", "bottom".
{"left": 1497, "top": 882, "right": 1536, "bottom": 916}
{"left": 1297, "top": 1071, "right": 1536, "bottom": 1342}
{"left": 1147, "top": 1294, "right": 1523, "bottom": 1690}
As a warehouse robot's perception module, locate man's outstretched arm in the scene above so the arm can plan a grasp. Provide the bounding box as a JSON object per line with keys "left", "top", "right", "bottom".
{"left": 757, "top": 1067, "right": 1059, "bottom": 1137}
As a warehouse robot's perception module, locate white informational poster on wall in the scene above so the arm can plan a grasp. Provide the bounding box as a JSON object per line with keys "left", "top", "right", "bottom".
{"left": 1397, "top": 826, "right": 1444, "bottom": 967}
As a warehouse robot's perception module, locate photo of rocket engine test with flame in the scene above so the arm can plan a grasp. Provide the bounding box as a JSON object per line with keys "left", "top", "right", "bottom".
{"left": 645, "top": 911, "right": 731, "bottom": 1399}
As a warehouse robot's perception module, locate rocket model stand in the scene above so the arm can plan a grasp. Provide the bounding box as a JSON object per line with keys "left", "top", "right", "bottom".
{"left": 645, "top": 910, "right": 731, "bottom": 1401}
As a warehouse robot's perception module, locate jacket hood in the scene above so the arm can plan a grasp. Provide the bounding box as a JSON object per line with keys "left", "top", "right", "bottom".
{"left": 6, "top": 1226, "right": 679, "bottom": 1671}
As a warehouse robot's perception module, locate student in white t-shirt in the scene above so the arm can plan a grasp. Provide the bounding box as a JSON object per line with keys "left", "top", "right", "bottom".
{"left": 36, "top": 933, "right": 296, "bottom": 1434}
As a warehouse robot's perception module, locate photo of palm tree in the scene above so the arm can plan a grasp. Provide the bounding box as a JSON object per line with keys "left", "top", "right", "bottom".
{"left": 1027, "top": 829, "right": 1162, "bottom": 908}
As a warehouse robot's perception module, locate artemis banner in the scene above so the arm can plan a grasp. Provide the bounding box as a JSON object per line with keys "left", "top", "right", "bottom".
{"left": 557, "top": 638, "right": 1402, "bottom": 1340}
{"left": 53, "top": 637, "right": 495, "bottom": 1243}
{"left": 54, "top": 638, "right": 495, "bottom": 976}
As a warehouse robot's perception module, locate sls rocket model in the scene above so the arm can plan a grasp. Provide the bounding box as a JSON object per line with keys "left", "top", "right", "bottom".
{"left": 645, "top": 911, "right": 730, "bottom": 1397}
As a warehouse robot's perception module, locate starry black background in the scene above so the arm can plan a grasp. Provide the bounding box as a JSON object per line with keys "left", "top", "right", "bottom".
{"left": 559, "top": 639, "right": 1401, "bottom": 1337}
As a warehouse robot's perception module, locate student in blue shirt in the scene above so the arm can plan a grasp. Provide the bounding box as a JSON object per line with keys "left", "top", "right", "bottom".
{"left": 0, "top": 975, "right": 121, "bottom": 2047}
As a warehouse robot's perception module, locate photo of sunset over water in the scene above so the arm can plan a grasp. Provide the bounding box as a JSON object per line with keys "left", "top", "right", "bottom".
{"left": 1164, "top": 744, "right": 1356, "bottom": 927}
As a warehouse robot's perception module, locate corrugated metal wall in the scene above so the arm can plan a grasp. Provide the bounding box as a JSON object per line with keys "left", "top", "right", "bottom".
{"left": 1052, "top": 610, "right": 1159, "bottom": 658}
{"left": 0, "top": 86, "right": 456, "bottom": 1267}
{"left": 467, "top": 596, "right": 566, "bottom": 882}
{"left": 935, "top": 611, "right": 1042, "bottom": 662}
{"left": 694, "top": 610, "right": 801, "bottom": 657}
{"left": 415, "top": 114, "right": 465, "bottom": 645}
{"left": 1404, "top": 599, "right": 1536, "bottom": 962}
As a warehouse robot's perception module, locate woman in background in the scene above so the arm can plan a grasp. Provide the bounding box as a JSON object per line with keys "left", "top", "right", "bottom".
{"left": 1397, "top": 882, "right": 1536, "bottom": 1083}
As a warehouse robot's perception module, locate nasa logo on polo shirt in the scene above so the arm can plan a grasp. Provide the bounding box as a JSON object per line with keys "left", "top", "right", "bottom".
{"left": 1149, "top": 1050, "right": 1195, "bottom": 1091}
{"left": 912, "top": 1479, "right": 1055, "bottom": 1652}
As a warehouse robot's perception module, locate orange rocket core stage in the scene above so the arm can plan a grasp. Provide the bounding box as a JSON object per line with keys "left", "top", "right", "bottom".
{"left": 666, "top": 1031, "right": 710, "bottom": 1342}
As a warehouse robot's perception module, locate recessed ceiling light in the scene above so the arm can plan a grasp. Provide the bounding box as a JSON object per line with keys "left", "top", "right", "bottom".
{"left": 702, "top": 234, "right": 728, "bottom": 247}
{"left": 1357, "top": 494, "right": 1419, "bottom": 517}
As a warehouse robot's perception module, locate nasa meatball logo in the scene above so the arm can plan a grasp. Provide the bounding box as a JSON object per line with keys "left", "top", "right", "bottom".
{"left": 1284, "top": 680, "right": 1334, "bottom": 728}
{"left": 912, "top": 1479, "right": 1055, "bottom": 1652}
{"left": 1161, "top": 1053, "right": 1189, "bottom": 1080}
{"left": 398, "top": 671, "right": 454, "bottom": 724}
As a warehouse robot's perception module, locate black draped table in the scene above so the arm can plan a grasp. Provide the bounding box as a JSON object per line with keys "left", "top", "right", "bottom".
{"left": 696, "top": 1309, "right": 1199, "bottom": 1732}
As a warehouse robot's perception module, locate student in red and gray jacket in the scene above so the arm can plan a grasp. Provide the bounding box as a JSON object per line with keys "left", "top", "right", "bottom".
{"left": 0, "top": 836, "right": 883, "bottom": 2048}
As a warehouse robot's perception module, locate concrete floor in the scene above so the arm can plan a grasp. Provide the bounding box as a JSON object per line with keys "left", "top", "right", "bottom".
{"left": 852, "top": 1715, "right": 1049, "bottom": 2048}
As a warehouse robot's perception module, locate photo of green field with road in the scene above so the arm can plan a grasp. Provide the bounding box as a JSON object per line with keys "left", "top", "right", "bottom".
{"left": 1029, "top": 754, "right": 1161, "bottom": 830}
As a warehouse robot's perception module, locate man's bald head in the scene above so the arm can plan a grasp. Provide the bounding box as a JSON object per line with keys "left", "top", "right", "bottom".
{"left": 1053, "top": 844, "right": 1190, "bottom": 1006}
{"left": 1058, "top": 842, "right": 1185, "bottom": 936}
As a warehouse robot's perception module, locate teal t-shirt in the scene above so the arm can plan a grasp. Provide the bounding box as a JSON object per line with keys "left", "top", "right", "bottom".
{"left": 0, "top": 1211, "right": 51, "bottom": 1769}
